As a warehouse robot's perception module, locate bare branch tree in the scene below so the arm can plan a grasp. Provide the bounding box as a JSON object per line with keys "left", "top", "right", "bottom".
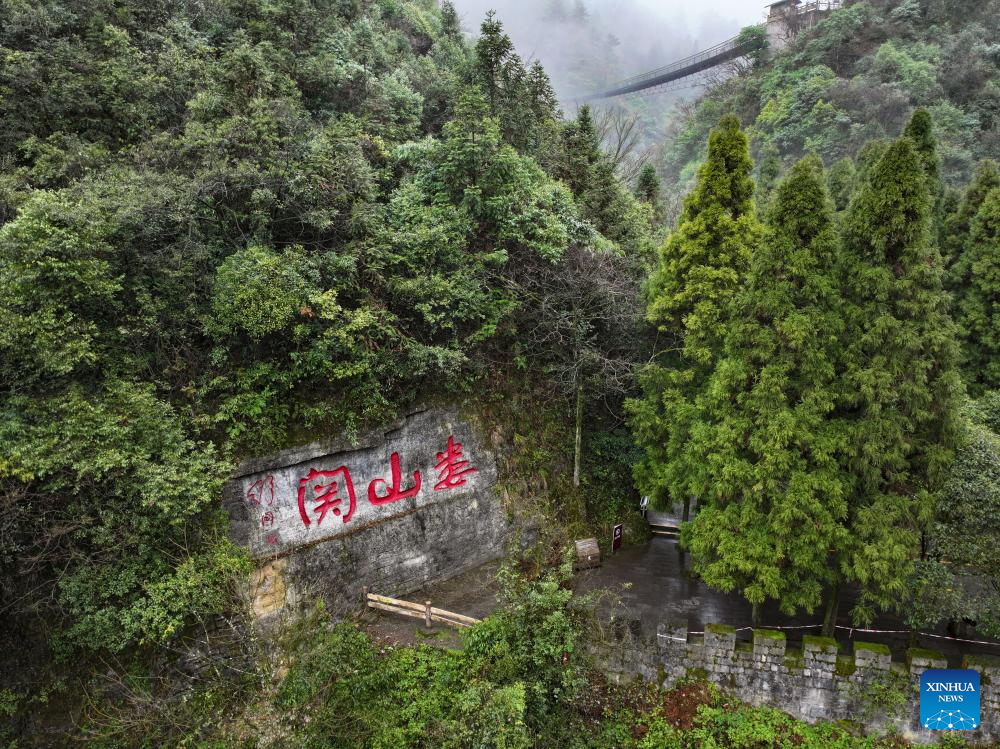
{"left": 503, "top": 245, "right": 644, "bottom": 486}
{"left": 592, "top": 107, "right": 653, "bottom": 184}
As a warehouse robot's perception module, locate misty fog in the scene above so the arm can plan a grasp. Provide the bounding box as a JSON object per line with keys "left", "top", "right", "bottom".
{"left": 448, "top": 0, "right": 766, "bottom": 99}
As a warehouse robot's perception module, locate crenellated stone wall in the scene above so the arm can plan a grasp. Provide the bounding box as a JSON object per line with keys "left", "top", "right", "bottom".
{"left": 597, "top": 620, "right": 1000, "bottom": 744}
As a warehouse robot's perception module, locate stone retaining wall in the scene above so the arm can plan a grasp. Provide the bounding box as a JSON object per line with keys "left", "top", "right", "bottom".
{"left": 597, "top": 620, "right": 1000, "bottom": 744}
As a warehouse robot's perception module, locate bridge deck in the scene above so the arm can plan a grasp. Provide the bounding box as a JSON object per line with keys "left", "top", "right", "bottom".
{"left": 586, "top": 35, "right": 764, "bottom": 100}
{"left": 583, "top": 33, "right": 764, "bottom": 100}
{"left": 582, "top": 1, "right": 843, "bottom": 100}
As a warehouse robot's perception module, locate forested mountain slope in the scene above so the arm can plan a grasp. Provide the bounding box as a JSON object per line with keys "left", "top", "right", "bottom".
{"left": 4, "top": 0, "right": 1000, "bottom": 745}
{"left": 663, "top": 0, "right": 1000, "bottom": 197}
{"left": 634, "top": 0, "right": 1000, "bottom": 649}
{"left": 0, "top": 0, "right": 654, "bottom": 726}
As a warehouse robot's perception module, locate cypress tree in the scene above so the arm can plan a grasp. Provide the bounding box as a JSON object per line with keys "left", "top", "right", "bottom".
{"left": 558, "top": 105, "right": 600, "bottom": 196}
{"left": 645, "top": 115, "right": 757, "bottom": 362}
{"left": 903, "top": 108, "right": 941, "bottom": 191}
{"left": 684, "top": 155, "right": 850, "bottom": 618}
{"left": 440, "top": 1, "right": 461, "bottom": 38}
{"left": 629, "top": 115, "right": 760, "bottom": 514}
{"left": 944, "top": 159, "right": 1000, "bottom": 291}
{"left": 838, "top": 135, "right": 961, "bottom": 623}
{"left": 957, "top": 188, "right": 1000, "bottom": 393}
{"left": 636, "top": 163, "right": 660, "bottom": 206}
{"left": 826, "top": 157, "right": 856, "bottom": 212}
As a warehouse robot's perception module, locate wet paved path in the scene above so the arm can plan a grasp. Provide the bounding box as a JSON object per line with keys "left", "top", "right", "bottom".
{"left": 576, "top": 537, "right": 1000, "bottom": 667}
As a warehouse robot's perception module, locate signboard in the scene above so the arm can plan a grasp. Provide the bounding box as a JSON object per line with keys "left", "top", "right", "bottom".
{"left": 920, "top": 669, "right": 980, "bottom": 730}
{"left": 612, "top": 523, "right": 623, "bottom": 553}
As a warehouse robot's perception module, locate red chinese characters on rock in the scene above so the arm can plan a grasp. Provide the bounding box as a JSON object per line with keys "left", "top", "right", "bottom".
{"left": 247, "top": 474, "right": 280, "bottom": 548}
{"left": 368, "top": 452, "right": 421, "bottom": 506}
{"left": 297, "top": 466, "right": 357, "bottom": 526}
{"left": 287, "top": 435, "right": 477, "bottom": 532}
{"left": 434, "top": 436, "right": 477, "bottom": 491}
{"left": 246, "top": 474, "right": 275, "bottom": 506}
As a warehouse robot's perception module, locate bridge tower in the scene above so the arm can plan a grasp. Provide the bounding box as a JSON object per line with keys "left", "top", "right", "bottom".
{"left": 766, "top": 0, "right": 844, "bottom": 53}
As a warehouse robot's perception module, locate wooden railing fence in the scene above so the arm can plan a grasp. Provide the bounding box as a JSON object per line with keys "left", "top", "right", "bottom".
{"left": 363, "top": 587, "right": 480, "bottom": 629}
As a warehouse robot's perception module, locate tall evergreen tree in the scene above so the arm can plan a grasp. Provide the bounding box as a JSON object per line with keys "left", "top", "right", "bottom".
{"left": 645, "top": 115, "right": 757, "bottom": 363}
{"left": 838, "top": 134, "right": 962, "bottom": 623}
{"left": 474, "top": 11, "right": 514, "bottom": 118}
{"left": 636, "top": 163, "right": 661, "bottom": 206}
{"left": 472, "top": 13, "right": 560, "bottom": 158}
{"left": 684, "top": 155, "right": 850, "bottom": 619}
{"left": 904, "top": 107, "right": 941, "bottom": 191}
{"left": 629, "top": 116, "right": 761, "bottom": 515}
{"left": 957, "top": 188, "right": 1000, "bottom": 393}
{"left": 440, "top": 1, "right": 461, "bottom": 38}
{"left": 943, "top": 159, "right": 1000, "bottom": 290}
{"left": 558, "top": 106, "right": 601, "bottom": 196}
{"left": 526, "top": 60, "right": 559, "bottom": 121}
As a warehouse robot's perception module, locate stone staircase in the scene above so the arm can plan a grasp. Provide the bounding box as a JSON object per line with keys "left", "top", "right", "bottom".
{"left": 645, "top": 509, "right": 680, "bottom": 540}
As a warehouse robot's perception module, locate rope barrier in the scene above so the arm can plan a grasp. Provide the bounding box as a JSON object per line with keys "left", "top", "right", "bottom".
{"left": 674, "top": 623, "right": 1000, "bottom": 648}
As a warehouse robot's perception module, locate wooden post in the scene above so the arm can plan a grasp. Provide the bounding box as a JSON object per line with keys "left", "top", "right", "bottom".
{"left": 425, "top": 600, "right": 432, "bottom": 628}
{"left": 363, "top": 586, "right": 369, "bottom": 609}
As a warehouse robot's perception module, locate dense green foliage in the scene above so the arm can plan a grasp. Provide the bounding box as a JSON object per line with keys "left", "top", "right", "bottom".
{"left": 955, "top": 187, "right": 1000, "bottom": 391}
{"left": 663, "top": 0, "right": 1000, "bottom": 206}
{"left": 838, "top": 124, "right": 961, "bottom": 621}
{"left": 0, "top": 0, "right": 651, "bottom": 668}
{"left": 79, "top": 571, "right": 955, "bottom": 747}
{"left": 635, "top": 106, "right": 968, "bottom": 628}
{"left": 4, "top": 0, "right": 1000, "bottom": 744}
{"left": 908, "top": 396, "right": 1000, "bottom": 637}
{"left": 682, "top": 154, "right": 848, "bottom": 616}
{"left": 270, "top": 562, "right": 587, "bottom": 749}
{"left": 629, "top": 116, "right": 760, "bottom": 520}
{"left": 635, "top": 0, "right": 1000, "bottom": 636}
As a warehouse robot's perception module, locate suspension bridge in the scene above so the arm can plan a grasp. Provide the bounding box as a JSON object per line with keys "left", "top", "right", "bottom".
{"left": 579, "top": 0, "right": 843, "bottom": 101}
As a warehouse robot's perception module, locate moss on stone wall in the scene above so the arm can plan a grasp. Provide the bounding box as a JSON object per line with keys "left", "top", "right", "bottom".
{"left": 906, "top": 647, "right": 945, "bottom": 665}
{"left": 802, "top": 635, "right": 838, "bottom": 652}
{"left": 784, "top": 647, "right": 805, "bottom": 670}
{"left": 853, "top": 641, "right": 890, "bottom": 657}
{"left": 705, "top": 623, "right": 737, "bottom": 636}
{"left": 755, "top": 628, "right": 786, "bottom": 641}
{"left": 835, "top": 655, "right": 857, "bottom": 677}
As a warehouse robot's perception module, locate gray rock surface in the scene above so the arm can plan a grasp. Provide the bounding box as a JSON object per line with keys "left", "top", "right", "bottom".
{"left": 223, "top": 407, "right": 511, "bottom": 621}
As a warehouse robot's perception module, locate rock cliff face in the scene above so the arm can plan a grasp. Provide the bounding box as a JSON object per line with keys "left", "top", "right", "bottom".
{"left": 223, "top": 407, "right": 509, "bottom": 621}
